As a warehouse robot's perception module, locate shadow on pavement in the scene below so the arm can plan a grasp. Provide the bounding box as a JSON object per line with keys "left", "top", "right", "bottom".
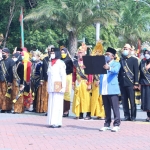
{"left": 66, "top": 125, "right": 98, "bottom": 131}
{"left": 17, "top": 122, "right": 47, "bottom": 127}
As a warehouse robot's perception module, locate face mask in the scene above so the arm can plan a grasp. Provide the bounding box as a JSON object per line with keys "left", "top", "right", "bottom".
{"left": 131, "top": 51, "right": 135, "bottom": 56}
{"left": 2, "top": 55, "right": 6, "bottom": 59}
{"left": 32, "top": 57, "right": 36, "bottom": 61}
{"left": 61, "top": 53, "right": 67, "bottom": 59}
{"left": 22, "top": 56, "right": 24, "bottom": 60}
{"left": 145, "top": 54, "right": 150, "bottom": 60}
{"left": 13, "top": 58, "right": 18, "bottom": 62}
{"left": 122, "top": 50, "right": 129, "bottom": 56}
{"left": 51, "top": 54, "right": 55, "bottom": 59}
{"left": 105, "top": 56, "right": 111, "bottom": 63}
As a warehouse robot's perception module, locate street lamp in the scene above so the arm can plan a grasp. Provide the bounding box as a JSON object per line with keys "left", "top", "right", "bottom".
{"left": 133, "top": 0, "right": 150, "bottom": 8}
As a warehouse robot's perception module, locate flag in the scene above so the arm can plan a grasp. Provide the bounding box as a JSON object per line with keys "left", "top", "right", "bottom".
{"left": 19, "top": 7, "right": 24, "bottom": 48}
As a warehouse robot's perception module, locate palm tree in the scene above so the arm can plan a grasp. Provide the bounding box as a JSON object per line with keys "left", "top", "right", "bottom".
{"left": 24, "top": 0, "right": 118, "bottom": 57}
{"left": 116, "top": 0, "right": 150, "bottom": 47}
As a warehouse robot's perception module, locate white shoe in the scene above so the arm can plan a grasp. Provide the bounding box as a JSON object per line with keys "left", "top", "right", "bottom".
{"left": 111, "top": 126, "right": 120, "bottom": 132}
{"left": 99, "top": 127, "right": 111, "bottom": 131}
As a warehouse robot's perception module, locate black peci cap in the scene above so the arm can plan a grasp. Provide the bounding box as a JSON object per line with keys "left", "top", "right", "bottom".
{"left": 106, "top": 47, "right": 116, "bottom": 55}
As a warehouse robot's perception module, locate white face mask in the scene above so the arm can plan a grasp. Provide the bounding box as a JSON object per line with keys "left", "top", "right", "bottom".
{"left": 32, "top": 57, "right": 36, "bottom": 61}
{"left": 22, "top": 56, "right": 24, "bottom": 60}
{"left": 13, "top": 58, "right": 18, "bottom": 62}
{"left": 145, "top": 54, "right": 150, "bottom": 60}
{"left": 131, "top": 51, "right": 135, "bottom": 56}
{"left": 51, "top": 54, "right": 55, "bottom": 59}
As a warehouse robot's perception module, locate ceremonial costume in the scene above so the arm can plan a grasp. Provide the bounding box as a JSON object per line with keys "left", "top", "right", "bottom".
{"left": 31, "top": 51, "right": 43, "bottom": 113}
{"left": 72, "top": 44, "right": 92, "bottom": 119}
{"left": 47, "top": 48, "right": 66, "bottom": 128}
{"left": 90, "top": 41, "right": 105, "bottom": 119}
{"left": 0, "top": 48, "right": 14, "bottom": 112}
{"left": 61, "top": 47, "right": 73, "bottom": 117}
{"left": 22, "top": 50, "right": 32, "bottom": 109}
{"left": 11, "top": 53, "right": 24, "bottom": 113}
{"left": 41, "top": 55, "right": 49, "bottom": 112}
{"left": 119, "top": 45, "right": 139, "bottom": 120}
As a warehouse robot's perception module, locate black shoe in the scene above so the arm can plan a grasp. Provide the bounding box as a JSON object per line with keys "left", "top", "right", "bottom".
{"left": 51, "top": 125, "right": 61, "bottom": 128}
{"left": 79, "top": 116, "right": 83, "bottom": 119}
{"left": 63, "top": 113, "right": 69, "bottom": 117}
{"left": 122, "top": 118, "right": 131, "bottom": 121}
{"left": 7, "top": 110, "right": 12, "bottom": 113}
{"left": 44, "top": 113, "right": 47, "bottom": 116}
{"left": 131, "top": 118, "right": 136, "bottom": 121}
{"left": 29, "top": 109, "right": 36, "bottom": 112}
{"left": 145, "top": 118, "right": 150, "bottom": 122}
{"left": 1, "top": 110, "right": 6, "bottom": 113}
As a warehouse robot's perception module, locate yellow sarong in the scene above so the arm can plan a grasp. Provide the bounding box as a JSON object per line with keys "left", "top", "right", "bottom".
{"left": 72, "top": 80, "right": 91, "bottom": 117}
{"left": 91, "top": 82, "right": 105, "bottom": 118}
{"left": 64, "top": 74, "right": 72, "bottom": 101}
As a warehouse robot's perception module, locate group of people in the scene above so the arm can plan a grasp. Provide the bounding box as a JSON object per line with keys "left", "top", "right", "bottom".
{"left": 0, "top": 34, "right": 150, "bottom": 132}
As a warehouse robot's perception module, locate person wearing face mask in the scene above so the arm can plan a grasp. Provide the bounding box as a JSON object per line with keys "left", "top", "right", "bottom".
{"left": 30, "top": 51, "right": 43, "bottom": 113}
{"left": 42, "top": 45, "right": 54, "bottom": 116}
{"left": 139, "top": 45, "right": 150, "bottom": 122}
{"left": 60, "top": 47, "right": 73, "bottom": 117}
{"left": 72, "top": 43, "right": 93, "bottom": 120}
{"left": 99, "top": 47, "right": 121, "bottom": 132}
{"left": 118, "top": 44, "right": 139, "bottom": 121}
{"left": 11, "top": 53, "right": 24, "bottom": 114}
{"left": 0, "top": 48, "right": 15, "bottom": 113}
{"left": 47, "top": 48, "right": 66, "bottom": 128}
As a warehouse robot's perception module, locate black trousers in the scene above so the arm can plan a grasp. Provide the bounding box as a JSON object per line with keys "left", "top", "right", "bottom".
{"left": 120, "top": 86, "right": 136, "bottom": 119}
{"left": 102, "top": 95, "right": 120, "bottom": 127}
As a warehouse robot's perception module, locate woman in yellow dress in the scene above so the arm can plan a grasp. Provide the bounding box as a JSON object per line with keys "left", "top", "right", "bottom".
{"left": 90, "top": 41, "right": 105, "bottom": 119}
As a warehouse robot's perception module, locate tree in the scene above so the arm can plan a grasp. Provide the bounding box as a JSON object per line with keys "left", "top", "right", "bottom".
{"left": 24, "top": 0, "right": 118, "bottom": 57}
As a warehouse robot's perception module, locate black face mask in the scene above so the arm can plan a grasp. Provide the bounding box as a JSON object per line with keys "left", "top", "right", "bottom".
{"left": 2, "top": 55, "right": 6, "bottom": 59}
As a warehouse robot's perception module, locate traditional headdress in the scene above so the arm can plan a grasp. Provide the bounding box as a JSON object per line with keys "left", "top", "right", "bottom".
{"left": 141, "top": 41, "right": 150, "bottom": 51}
{"left": 91, "top": 41, "right": 103, "bottom": 56}
{"left": 78, "top": 43, "right": 87, "bottom": 53}
{"left": 106, "top": 47, "right": 116, "bottom": 55}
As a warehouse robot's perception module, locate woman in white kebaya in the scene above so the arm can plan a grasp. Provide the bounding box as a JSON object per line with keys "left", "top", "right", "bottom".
{"left": 47, "top": 48, "right": 66, "bottom": 128}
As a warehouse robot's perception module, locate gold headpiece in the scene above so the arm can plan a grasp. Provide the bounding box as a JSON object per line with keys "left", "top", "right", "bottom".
{"left": 91, "top": 41, "right": 103, "bottom": 56}
{"left": 78, "top": 43, "right": 87, "bottom": 53}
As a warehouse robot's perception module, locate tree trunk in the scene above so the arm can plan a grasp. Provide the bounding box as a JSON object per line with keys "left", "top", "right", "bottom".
{"left": 3, "top": 0, "right": 16, "bottom": 48}
{"left": 68, "top": 31, "right": 77, "bottom": 58}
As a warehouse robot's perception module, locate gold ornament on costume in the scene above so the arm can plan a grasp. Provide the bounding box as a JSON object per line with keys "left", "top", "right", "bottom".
{"left": 91, "top": 41, "right": 103, "bottom": 56}
{"left": 60, "top": 45, "right": 65, "bottom": 51}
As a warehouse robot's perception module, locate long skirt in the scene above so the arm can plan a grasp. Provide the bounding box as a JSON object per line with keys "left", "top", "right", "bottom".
{"left": 63, "top": 74, "right": 72, "bottom": 112}
{"left": 36, "top": 81, "right": 48, "bottom": 113}
{"left": 0, "top": 81, "right": 12, "bottom": 110}
{"left": 47, "top": 93, "right": 64, "bottom": 126}
{"left": 11, "top": 79, "right": 24, "bottom": 113}
{"left": 141, "top": 85, "right": 150, "bottom": 111}
{"left": 72, "top": 80, "right": 91, "bottom": 117}
{"left": 91, "top": 82, "right": 105, "bottom": 118}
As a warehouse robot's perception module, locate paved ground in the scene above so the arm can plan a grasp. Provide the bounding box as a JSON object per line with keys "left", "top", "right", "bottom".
{"left": 0, "top": 106, "right": 149, "bottom": 150}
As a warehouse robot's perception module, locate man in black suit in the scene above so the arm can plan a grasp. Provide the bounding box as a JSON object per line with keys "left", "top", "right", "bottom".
{"left": 119, "top": 44, "right": 139, "bottom": 121}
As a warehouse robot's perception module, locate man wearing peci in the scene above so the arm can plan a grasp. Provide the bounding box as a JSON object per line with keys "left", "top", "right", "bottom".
{"left": 99, "top": 47, "right": 121, "bottom": 132}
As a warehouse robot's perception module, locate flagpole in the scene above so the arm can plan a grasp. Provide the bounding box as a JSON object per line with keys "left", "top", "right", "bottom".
{"left": 20, "top": 7, "right": 24, "bottom": 48}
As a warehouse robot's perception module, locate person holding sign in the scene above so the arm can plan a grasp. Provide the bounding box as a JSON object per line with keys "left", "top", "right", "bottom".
{"left": 47, "top": 48, "right": 66, "bottom": 128}
{"left": 99, "top": 47, "right": 121, "bottom": 132}
{"left": 90, "top": 41, "right": 105, "bottom": 120}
